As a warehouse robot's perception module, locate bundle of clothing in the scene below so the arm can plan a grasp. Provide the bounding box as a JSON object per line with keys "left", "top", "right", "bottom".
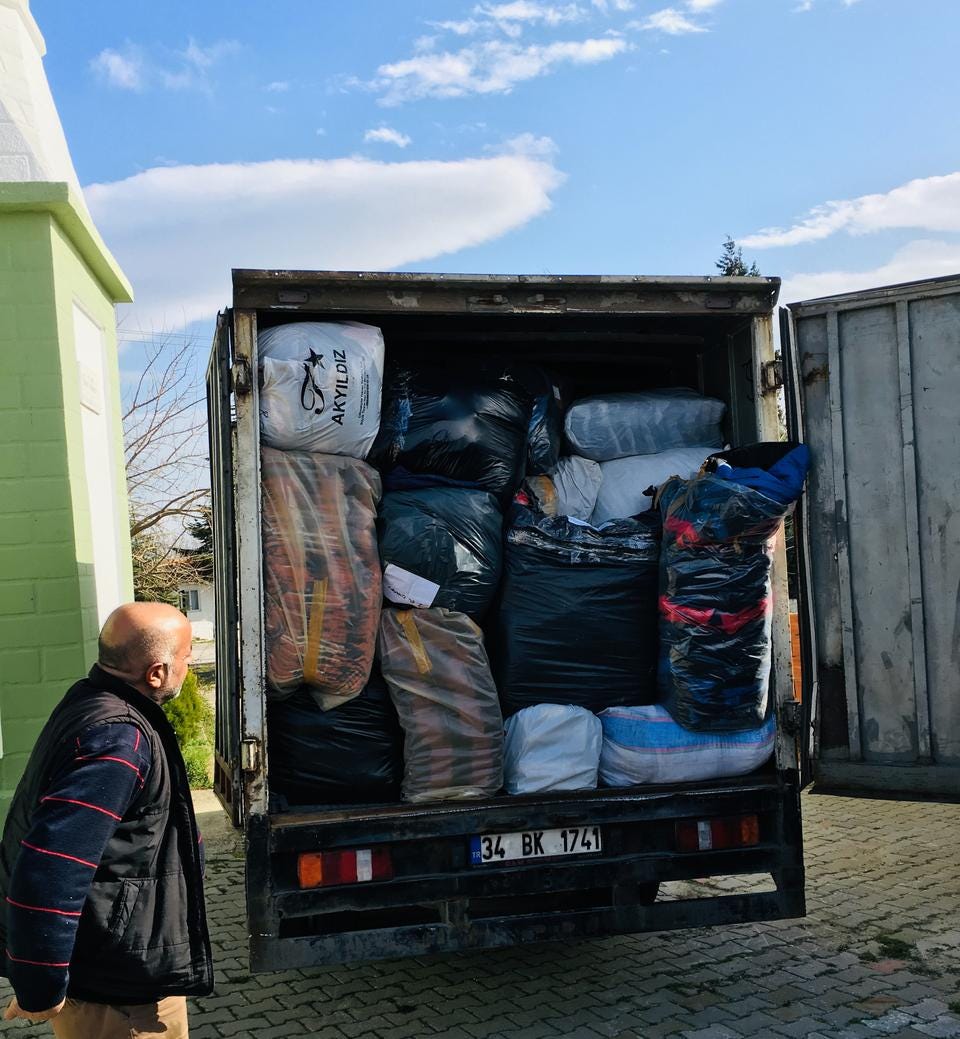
{"left": 371, "top": 364, "right": 533, "bottom": 502}
{"left": 267, "top": 672, "right": 403, "bottom": 805}
{"left": 492, "top": 503, "right": 661, "bottom": 717}
{"left": 261, "top": 448, "right": 382, "bottom": 708}
{"left": 657, "top": 442, "right": 810, "bottom": 731}
{"left": 377, "top": 487, "right": 502, "bottom": 619}
{"left": 379, "top": 608, "right": 504, "bottom": 803}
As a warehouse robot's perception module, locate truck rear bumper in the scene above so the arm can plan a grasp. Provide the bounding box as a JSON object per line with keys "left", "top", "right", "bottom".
{"left": 247, "top": 775, "right": 805, "bottom": 971}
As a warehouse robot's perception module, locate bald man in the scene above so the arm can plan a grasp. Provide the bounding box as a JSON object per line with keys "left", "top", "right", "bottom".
{"left": 0, "top": 603, "right": 213, "bottom": 1038}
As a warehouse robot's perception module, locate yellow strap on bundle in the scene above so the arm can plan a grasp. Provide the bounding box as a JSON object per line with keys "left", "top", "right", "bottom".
{"left": 398, "top": 609, "right": 432, "bottom": 675}
{"left": 303, "top": 578, "right": 328, "bottom": 685}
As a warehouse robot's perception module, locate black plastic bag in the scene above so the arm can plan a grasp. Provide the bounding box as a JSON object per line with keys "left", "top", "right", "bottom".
{"left": 371, "top": 365, "right": 533, "bottom": 501}
{"left": 508, "top": 364, "right": 565, "bottom": 476}
{"left": 657, "top": 442, "right": 810, "bottom": 732}
{"left": 377, "top": 488, "right": 503, "bottom": 619}
{"left": 266, "top": 670, "right": 403, "bottom": 805}
{"left": 491, "top": 506, "right": 661, "bottom": 716}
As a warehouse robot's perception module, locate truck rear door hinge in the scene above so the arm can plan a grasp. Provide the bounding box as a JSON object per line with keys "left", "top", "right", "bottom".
{"left": 760, "top": 359, "right": 784, "bottom": 396}
{"left": 778, "top": 699, "right": 803, "bottom": 737}
{"left": 232, "top": 357, "right": 253, "bottom": 396}
{"left": 240, "top": 737, "right": 261, "bottom": 773}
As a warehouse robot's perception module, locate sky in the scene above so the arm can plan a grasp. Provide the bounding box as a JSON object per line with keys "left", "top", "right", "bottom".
{"left": 31, "top": 0, "right": 960, "bottom": 344}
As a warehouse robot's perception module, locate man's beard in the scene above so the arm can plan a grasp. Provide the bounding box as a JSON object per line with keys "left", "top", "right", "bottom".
{"left": 157, "top": 683, "right": 184, "bottom": 705}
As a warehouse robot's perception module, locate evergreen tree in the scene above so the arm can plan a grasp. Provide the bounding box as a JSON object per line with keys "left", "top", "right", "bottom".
{"left": 716, "top": 235, "right": 761, "bottom": 277}
{"left": 180, "top": 508, "right": 214, "bottom": 583}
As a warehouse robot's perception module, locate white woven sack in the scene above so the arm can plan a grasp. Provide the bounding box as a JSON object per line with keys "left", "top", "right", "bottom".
{"left": 590, "top": 447, "right": 716, "bottom": 524}
{"left": 504, "top": 704, "right": 602, "bottom": 794}
{"left": 258, "top": 321, "right": 384, "bottom": 458}
{"left": 598, "top": 705, "right": 775, "bottom": 787}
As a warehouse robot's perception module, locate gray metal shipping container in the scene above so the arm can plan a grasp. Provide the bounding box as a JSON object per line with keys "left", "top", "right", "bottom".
{"left": 782, "top": 274, "right": 960, "bottom": 796}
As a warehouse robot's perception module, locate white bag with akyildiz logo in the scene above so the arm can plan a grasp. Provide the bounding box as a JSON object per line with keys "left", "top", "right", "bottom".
{"left": 258, "top": 322, "right": 385, "bottom": 458}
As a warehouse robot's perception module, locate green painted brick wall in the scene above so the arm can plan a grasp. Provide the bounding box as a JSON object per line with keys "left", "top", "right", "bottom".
{"left": 0, "top": 209, "right": 133, "bottom": 820}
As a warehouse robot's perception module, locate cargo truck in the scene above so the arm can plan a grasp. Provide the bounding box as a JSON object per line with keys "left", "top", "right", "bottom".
{"left": 206, "top": 270, "right": 813, "bottom": 972}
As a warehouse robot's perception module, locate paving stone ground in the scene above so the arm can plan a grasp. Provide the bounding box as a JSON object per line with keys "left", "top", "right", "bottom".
{"left": 2, "top": 790, "right": 958, "bottom": 1038}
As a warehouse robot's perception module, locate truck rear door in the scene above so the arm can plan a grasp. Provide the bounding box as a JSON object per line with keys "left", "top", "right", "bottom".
{"left": 780, "top": 274, "right": 960, "bottom": 797}
{"left": 207, "top": 310, "right": 243, "bottom": 823}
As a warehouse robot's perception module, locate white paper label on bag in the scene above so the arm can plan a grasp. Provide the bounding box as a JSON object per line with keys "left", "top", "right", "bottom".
{"left": 383, "top": 564, "right": 440, "bottom": 608}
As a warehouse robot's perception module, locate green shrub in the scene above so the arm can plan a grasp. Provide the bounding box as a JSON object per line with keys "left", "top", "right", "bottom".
{"left": 163, "top": 669, "right": 206, "bottom": 746}
{"left": 182, "top": 742, "right": 211, "bottom": 788}
{"left": 164, "top": 669, "right": 215, "bottom": 789}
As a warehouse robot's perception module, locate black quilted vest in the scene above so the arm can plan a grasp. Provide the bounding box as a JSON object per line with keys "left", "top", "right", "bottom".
{"left": 0, "top": 666, "right": 213, "bottom": 1003}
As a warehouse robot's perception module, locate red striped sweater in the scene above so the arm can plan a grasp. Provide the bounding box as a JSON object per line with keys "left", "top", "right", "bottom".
{"left": 6, "top": 722, "right": 155, "bottom": 1011}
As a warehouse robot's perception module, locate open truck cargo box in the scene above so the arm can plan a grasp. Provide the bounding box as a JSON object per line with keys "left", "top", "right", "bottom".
{"left": 207, "top": 271, "right": 808, "bottom": 972}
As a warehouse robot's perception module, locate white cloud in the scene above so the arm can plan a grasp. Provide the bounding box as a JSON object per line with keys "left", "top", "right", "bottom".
{"left": 780, "top": 239, "right": 960, "bottom": 304}
{"left": 266, "top": 80, "right": 290, "bottom": 93}
{"left": 592, "top": 0, "right": 635, "bottom": 10}
{"left": 498, "top": 132, "right": 558, "bottom": 157}
{"left": 742, "top": 172, "right": 960, "bottom": 248}
{"left": 85, "top": 152, "right": 564, "bottom": 333}
{"left": 374, "top": 36, "right": 627, "bottom": 103}
{"left": 91, "top": 47, "right": 144, "bottom": 90}
{"left": 91, "top": 38, "right": 239, "bottom": 92}
{"left": 364, "top": 126, "right": 413, "bottom": 148}
{"left": 794, "top": 0, "right": 864, "bottom": 9}
{"left": 160, "top": 39, "right": 241, "bottom": 90}
{"left": 181, "top": 39, "right": 240, "bottom": 69}
{"left": 477, "top": 2, "right": 587, "bottom": 30}
{"left": 430, "top": 18, "right": 484, "bottom": 35}
{"left": 631, "top": 8, "right": 707, "bottom": 33}
{"left": 686, "top": 0, "right": 722, "bottom": 9}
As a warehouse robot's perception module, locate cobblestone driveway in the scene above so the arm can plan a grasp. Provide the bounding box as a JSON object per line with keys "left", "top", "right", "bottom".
{"left": 3, "top": 791, "right": 958, "bottom": 1038}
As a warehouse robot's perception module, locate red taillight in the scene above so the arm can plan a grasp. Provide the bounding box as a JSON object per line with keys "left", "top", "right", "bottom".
{"left": 675, "top": 814, "right": 760, "bottom": 853}
{"left": 297, "top": 848, "right": 393, "bottom": 889}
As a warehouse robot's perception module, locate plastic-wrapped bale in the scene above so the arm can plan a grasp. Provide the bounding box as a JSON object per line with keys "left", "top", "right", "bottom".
{"left": 657, "top": 442, "right": 811, "bottom": 732}
{"left": 564, "top": 388, "right": 725, "bottom": 462}
{"left": 266, "top": 672, "right": 403, "bottom": 806}
{"left": 379, "top": 608, "right": 504, "bottom": 803}
{"left": 590, "top": 446, "right": 716, "bottom": 525}
{"left": 504, "top": 704, "right": 602, "bottom": 795}
{"left": 523, "top": 456, "right": 602, "bottom": 522}
{"left": 258, "top": 322, "right": 384, "bottom": 457}
{"left": 371, "top": 365, "right": 533, "bottom": 501}
{"left": 518, "top": 366, "right": 565, "bottom": 476}
{"left": 598, "top": 705, "right": 776, "bottom": 786}
{"left": 377, "top": 488, "right": 503, "bottom": 619}
{"left": 491, "top": 505, "right": 661, "bottom": 716}
{"left": 262, "top": 448, "right": 382, "bottom": 708}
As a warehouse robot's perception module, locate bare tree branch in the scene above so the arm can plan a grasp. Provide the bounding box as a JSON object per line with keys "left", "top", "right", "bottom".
{"left": 120, "top": 328, "right": 211, "bottom": 601}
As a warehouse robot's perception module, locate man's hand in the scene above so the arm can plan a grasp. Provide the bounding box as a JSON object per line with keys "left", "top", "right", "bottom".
{"left": 3, "top": 996, "right": 66, "bottom": 1022}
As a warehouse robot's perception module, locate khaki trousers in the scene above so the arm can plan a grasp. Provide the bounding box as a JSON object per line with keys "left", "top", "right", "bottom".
{"left": 51, "top": 996, "right": 188, "bottom": 1038}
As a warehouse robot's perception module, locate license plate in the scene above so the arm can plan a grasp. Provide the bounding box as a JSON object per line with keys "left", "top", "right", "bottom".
{"left": 470, "top": 826, "right": 603, "bottom": 865}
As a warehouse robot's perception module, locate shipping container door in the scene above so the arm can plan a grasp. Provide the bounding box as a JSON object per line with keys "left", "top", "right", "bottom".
{"left": 781, "top": 276, "right": 960, "bottom": 796}
{"left": 207, "top": 311, "right": 243, "bottom": 823}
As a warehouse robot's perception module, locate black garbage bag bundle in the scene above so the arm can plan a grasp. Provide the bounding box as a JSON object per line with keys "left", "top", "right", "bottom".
{"left": 491, "top": 504, "right": 661, "bottom": 716}
{"left": 377, "top": 487, "right": 503, "bottom": 619}
{"left": 657, "top": 441, "right": 811, "bottom": 732}
{"left": 266, "top": 670, "right": 403, "bottom": 806}
{"left": 370, "top": 364, "right": 534, "bottom": 501}
{"left": 509, "top": 364, "right": 566, "bottom": 476}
